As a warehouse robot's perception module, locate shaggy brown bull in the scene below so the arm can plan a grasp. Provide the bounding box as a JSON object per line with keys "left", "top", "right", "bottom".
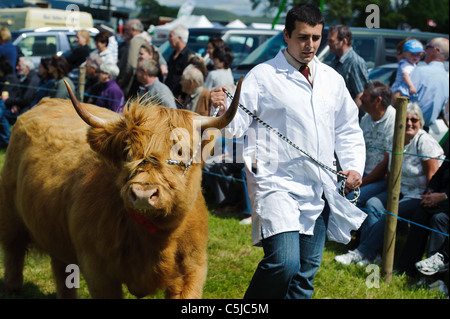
{"left": 0, "top": 77, "right": 242, "bottom": 298}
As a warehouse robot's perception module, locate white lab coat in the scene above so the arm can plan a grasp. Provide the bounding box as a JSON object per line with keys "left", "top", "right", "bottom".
{"left": 226, "top": 49, "right": 367, "bottom": 246}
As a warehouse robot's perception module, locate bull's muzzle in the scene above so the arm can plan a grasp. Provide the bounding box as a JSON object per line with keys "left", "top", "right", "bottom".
{"left": 129, "top": 183, "right": 159, "bottom": 209}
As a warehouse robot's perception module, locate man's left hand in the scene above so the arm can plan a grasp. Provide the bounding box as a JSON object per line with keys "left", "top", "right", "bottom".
{"left": 340, "top": 170, "right": 362, "bottom": 194}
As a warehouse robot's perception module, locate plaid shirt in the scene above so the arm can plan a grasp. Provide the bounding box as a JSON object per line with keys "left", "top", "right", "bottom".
{"left": 330, "top": 48, "right": 368, "bottom": 99}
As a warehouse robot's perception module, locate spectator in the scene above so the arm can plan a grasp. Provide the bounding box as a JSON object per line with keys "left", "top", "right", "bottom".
{"left": 48, "top": 56, "right": 75, "bottom": 100}
{"left": 352, "top": 81, "right": 396, "bottom": 207}
{"left": 391, "top": 39, "right": 424, "bottom": 103}
{"left": 400, "top": 142, "right": 448, "bottom": 276}
{"left": 136, "top": 59, "right": 176, "bottom": 109}
{"left": 0, "top": 27, "right": 17, "bottom": 72}
{"left": 165, "top": 25, "right": 193, "bottom": 100}
{"left": 32, "top": 58, "right": 55, "bottom": 106}
{"left": 179, "top": 64, "right": 210, "bottom": 115}
{"left": 92, "top": 30, "right": 116, "bottom": 65}
{"left": 406, "top": 37, "right": 449, "bottom": 130}
{"left": 127, "top": 43, "right": 165, "bottom": 99}
{"left": 95, "top": 63, "right": 124, "bottom": 114}
{"left": 84, "top": 54, "right": 103, "bottom": 104}
{"left": 0, "top": 56, "right": 19, "bottom": 99}
{"left": 117, "top": 19, "right": 148, "bottom": 97}
{"left": 0, "top": 56, "right": 19, "bottom": 148}
{"left": 204, "top": 43, "right": 234, "bottom": 91}
{"left": 328, "top": 25, "right": 369, "bottom": 110}
{"left": 66, "top": 30, "right": 91, "bottom": 71}
{"left": 5, "top": 57, "right": 40, "bottom": 118}
{"left": 203, "top": 136, "right": 251, "bottom": 223}
{"left": 187, "top": 54, "right": 208, "bottom": 80}
{"left": 96, "top": 23, "right": 119, "bottom": 63}
{"left": 335, "top": 102, "right": 445, "bottom": 266}
{"left": 205, "top": 37, "right": 225, "bottom": 71}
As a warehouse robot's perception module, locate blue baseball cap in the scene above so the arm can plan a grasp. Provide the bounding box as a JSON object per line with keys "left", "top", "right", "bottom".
{"left": 403, "top": 39, "right": 424, "bottom": 53}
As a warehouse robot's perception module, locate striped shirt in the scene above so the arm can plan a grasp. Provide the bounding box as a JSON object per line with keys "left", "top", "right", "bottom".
{"left": 330, "top": 47, "right": 368, "bottom": 99}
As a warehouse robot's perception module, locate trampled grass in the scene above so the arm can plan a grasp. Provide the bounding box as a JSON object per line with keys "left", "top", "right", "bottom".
{"left": 0, "top": 149, "right": 447, "bottom": 299}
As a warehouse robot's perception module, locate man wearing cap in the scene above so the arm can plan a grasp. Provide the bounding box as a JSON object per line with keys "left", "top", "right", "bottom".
{"left": 391, "top": 39, "right": 425, "bottom": 102}
{"left": 406, "top": 37, "right": 449, "bottom": 130}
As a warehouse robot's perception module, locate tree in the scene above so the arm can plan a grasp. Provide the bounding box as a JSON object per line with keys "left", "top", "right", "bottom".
{"left": 400, "top": 0, "right": 449, "bottom": 33}
{"left": 249, "top": 0, "right": 448, "bottom": 33}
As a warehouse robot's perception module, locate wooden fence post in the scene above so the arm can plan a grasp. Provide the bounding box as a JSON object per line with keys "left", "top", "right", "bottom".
{"left": 382, "top": 96, "right": 408, "bottom": 283}
{"left": 78, "top": 66, "right": 86, "bottom": 101}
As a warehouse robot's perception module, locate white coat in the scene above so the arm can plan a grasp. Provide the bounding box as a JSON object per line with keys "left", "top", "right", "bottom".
{"left": 226, "top": 49, "right": 367, "bottom": 246}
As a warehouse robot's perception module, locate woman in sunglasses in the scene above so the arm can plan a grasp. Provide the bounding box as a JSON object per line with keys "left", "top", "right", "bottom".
{"left": 335, "top": 102, "right": 445, "bottom": 268}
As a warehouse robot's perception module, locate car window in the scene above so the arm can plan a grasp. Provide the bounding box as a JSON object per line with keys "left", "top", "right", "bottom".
{"left": 16, "top": 35, "right": 57, "bottom": 57}
{"left": 226, "top": 35, "right": 258, "bottom": 66}
{"left": 352, "top": 37, "right": 377, "bottom": 69}
{"left": 187, "top": 34, "right": 212, "bottom": 56}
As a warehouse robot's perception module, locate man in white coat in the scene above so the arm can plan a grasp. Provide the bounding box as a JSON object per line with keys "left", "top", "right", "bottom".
{"left": 211, "top": 4, "right": 366, "bottom": 299}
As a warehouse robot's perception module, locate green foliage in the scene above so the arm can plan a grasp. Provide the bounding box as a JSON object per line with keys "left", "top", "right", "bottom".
{"left": 243, "top": 0, "right": 449, "bottom": 33}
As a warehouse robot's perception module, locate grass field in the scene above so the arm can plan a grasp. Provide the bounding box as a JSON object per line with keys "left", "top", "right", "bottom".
{"left": 0, "top": 148, "right": 447, "bottom": 299}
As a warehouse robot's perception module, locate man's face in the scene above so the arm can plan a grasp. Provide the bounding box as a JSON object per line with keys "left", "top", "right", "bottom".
{"left": 283, "top": 21, "right": 322, "bottom": 64}
{"left": 16, "top": 59, "right": 28, "bottom": 77}
{"left": 360, "top": 88, "right": 377, "bottom": 114}
{"left": 168, "top": 30, "right": 180, "bottom": 49}
{"left": 136, "top": 62, "right": 146, "bottom": 84}
{"left": 327, "top": 30, "right": 344, "bottom": 56}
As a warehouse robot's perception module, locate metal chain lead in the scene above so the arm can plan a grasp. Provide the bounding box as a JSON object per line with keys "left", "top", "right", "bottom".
{"left": 223, "top": 89, "right": 360, "bottom": 204}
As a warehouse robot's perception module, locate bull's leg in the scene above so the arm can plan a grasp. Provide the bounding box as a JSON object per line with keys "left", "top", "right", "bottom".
{"left": 78, "top": 261, "right": 123, "bottom": 298}
{"left": 50, "top": 257, "right": 78, "bottom": 299}
{"left": 165, "top": 263, "right": 207, "bottom": 299}
{"left": 1, "top": 229, "right": 29, "bottom": 294}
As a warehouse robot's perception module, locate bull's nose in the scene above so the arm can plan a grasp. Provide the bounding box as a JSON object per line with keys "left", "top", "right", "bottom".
{"left": 129, "top": 184, "right": 159, "bottom": 208}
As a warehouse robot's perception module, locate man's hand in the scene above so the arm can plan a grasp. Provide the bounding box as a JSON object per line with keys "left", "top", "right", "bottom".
{"left": 340, "top": 170, "right": 362, "bottom": 195}
{"left": 210, "top": 86, "right": 227, "bottom": 116}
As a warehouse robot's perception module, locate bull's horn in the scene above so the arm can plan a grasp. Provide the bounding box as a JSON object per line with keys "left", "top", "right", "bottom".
{"left": 63, "top": 80, "right": 106, "bottom": 128}
{"left": 199, "top": 76, "right": 243, "bottom": 131}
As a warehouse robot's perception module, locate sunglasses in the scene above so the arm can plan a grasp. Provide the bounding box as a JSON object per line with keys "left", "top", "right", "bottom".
{"left": 406, "top": 117, "right": 420, "bottom": 124}
{"left": 425, "top": 44, "right": 439, "bottom": 51}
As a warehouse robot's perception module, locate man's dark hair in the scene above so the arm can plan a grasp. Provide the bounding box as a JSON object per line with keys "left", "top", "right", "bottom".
{"left": 364, "top": 80, "right": 392, "bottom": 108}
{"left": 329, "top": 25, "right": 353, "bottom": 46}
{"left": 285, "top": 3, "right": 324, "bottom": 37}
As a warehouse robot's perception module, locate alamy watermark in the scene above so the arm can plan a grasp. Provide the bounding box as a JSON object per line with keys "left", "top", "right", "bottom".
{"left": 66, "top": 4, "right": 81, "bottom": 28}
{"left": 365, "top": 4, "right": 380, "bottom": 28}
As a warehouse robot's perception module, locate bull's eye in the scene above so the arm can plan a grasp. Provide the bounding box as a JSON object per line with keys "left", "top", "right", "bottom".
{"left": 178, "top": 148, "right": 183, "bottom": 157}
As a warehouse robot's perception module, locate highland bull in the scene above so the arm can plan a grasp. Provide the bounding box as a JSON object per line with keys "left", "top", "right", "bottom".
{"left": 0, "top": 77, "right": 242, "bottom": 298}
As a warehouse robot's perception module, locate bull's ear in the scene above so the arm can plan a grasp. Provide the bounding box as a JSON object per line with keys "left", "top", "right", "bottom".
{"left": 87, "top": 124, "right": 128, "bottom": 164}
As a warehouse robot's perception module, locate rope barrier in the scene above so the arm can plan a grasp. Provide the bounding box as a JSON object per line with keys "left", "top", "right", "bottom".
{"left": 202, "top": 169, "right": 449, "bottom": 238}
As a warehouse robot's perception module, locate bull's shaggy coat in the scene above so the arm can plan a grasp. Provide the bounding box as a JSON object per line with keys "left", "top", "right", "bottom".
{"left": 0, "top": 78, "right": 241, "bottom": 298}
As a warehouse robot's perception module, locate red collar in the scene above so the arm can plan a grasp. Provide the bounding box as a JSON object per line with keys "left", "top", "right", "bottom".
{"left": 127, "top": 210, "right": 158, "bottom": 234}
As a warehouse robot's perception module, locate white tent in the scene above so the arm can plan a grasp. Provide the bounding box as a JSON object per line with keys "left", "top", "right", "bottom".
{"left": 226, "top": 19, "right": 247, "bottom": 28}
{"left": 152, "top": 15, "right": 214, "bottom": 45}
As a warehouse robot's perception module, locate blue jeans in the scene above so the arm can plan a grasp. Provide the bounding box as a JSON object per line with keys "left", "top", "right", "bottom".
{"left": 358, "top": 191, "right": 422, "bottom": 260}
{"left": 346, "top": 178, "right": 387, "bottom": 208}
{"left": 244, "top": 202, "right": 329, "bottom": 299}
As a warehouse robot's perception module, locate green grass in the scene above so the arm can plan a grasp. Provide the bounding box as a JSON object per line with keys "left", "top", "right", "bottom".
{"left": 0, "top": 148, "right": 447, "bottom": 299}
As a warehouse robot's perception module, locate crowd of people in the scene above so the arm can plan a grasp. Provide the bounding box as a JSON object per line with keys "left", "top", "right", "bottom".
{"left": 0, "top": 6, "right": 449, "bottom": 298}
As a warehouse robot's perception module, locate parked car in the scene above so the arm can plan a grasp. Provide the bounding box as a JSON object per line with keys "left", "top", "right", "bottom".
{"left": 12, "top": 27, "right": 99, "bottom": 67}
{"left": 158, "top": 27, "right": 279, "bottom": 68}
{"left": 232, "top": 27, "right": 448, "bottom": 82}
{"left": 12, "top": 27, "right": 99, "bottom": 89}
